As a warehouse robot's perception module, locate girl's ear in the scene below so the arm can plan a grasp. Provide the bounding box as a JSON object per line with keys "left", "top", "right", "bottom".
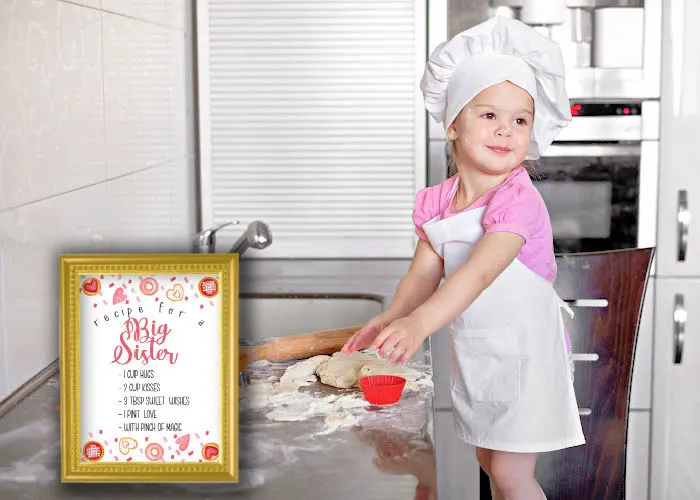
{"left": 446, "top": 122, "right": 459, "bottom": 141}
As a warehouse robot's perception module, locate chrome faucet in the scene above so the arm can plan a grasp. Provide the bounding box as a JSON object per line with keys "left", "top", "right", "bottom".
{"left": 230, "top": 220, "right": 272, "bottom": 254}
{"left": 193, "top": 220, "right": 272, "bottom": 255}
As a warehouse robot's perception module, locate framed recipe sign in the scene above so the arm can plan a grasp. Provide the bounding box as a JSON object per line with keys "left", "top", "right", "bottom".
{"left": 59, "top": 254, "right": 238, "bottom": 482}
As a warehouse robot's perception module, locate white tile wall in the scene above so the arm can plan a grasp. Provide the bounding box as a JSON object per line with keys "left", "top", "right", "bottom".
{"left": 61, "top": 0, "right": 102, "bottom": 8}
{"left": 102, "top": 11, "right": 188, "bottom": 177}
{"left": 0, "top": 235, "right": 8, "bottom": 398}
{"left": 107, "top": 156, "right": 196, "bottom": 253}
{"left": 101, "top": 0, "right": 188, "bottom": 31}
{"left": 0, "top": 0, "right": 196, "bottom": 401}
{"left": 0, "top": 0, "right": 105, "bottom": 211}
{"left": 0, "top": 182, "right": 109, "bottom": 391}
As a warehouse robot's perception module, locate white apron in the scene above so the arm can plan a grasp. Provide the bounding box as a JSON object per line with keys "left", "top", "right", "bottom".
{"left": 422, "top": 199, "right": 585, "bottom": 453}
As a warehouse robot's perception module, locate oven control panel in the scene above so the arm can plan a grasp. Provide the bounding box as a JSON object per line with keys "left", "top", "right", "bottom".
{"left": 570, "top": 103, "right": 642, "bottom": 117}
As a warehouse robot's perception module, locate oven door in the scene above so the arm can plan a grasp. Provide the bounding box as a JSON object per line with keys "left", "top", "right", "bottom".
{"left": 535, "top": 141, "right": 658, "bottom": 253}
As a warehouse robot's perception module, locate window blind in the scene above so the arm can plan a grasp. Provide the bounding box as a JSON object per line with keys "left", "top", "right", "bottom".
{"left": 197, "top": 0, "right": 426, "bottom": 257}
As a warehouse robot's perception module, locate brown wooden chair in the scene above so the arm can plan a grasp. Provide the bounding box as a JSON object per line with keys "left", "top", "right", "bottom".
{"left": 480, "top": 248, "right": 654, "bottom": 500}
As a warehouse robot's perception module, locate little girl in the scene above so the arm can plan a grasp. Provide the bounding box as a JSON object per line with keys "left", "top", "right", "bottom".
{"left": 342, "top": 16, "right": 584, "bottom": 500}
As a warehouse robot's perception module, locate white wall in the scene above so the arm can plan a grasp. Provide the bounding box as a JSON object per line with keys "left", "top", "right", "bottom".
{"left": 0, "top": 0, "right": 197, "bottom": 401}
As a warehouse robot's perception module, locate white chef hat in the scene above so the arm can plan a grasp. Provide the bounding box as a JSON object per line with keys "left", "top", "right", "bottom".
{"left": 420, "top": 16, "right": 571, "bottom": 160}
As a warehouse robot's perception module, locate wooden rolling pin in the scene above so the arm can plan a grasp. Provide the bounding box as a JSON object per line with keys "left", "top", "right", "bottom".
{"left": 240, "top": 326, "right": 362, "bottom": 363}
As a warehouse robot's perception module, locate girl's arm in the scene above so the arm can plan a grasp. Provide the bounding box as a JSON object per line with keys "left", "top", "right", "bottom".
{"left": 383, "top": 239, "right": 445, "bottom": 320}
{"left": 373, "top": 231, "right": 525, "bottom": 363}
{"left": 341, "top": 239, "right": 443, "bottom": 353}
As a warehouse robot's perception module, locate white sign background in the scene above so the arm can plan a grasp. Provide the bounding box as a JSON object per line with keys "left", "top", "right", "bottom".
{"left": 78, "top": 273, "right": 222, "bottom": 464}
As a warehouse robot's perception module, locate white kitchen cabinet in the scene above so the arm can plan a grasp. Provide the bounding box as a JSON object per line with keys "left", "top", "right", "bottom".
{"left": 626, "top": 410, "right": 651, "bottom": 500}
{"left": 434, "top": 409, "right": 480, "bottom": 500}
{"left": 631, "top": 278, "right": 655, "bottom": 410}
{"left": 430, "top": 326, "right": 452, "bottom": 410}
{"left": 655, "top": 0, "right": 700, "bottom": 277}
{"left": 651, "top": 279, "right": 700, "bottom": 500}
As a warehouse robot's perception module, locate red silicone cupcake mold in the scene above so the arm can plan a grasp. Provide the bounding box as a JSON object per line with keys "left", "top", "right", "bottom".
{"left": 359, "top": 375, "right": 407, "bottom": 405}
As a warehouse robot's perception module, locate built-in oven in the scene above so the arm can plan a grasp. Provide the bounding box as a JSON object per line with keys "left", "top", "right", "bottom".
{"left": 427, "top": 100, "right": 659, "bottom": 253}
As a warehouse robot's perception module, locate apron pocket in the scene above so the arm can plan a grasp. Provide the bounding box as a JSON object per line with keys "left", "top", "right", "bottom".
{"left": 450, "top": 327, "right": 520, "bottom": 402}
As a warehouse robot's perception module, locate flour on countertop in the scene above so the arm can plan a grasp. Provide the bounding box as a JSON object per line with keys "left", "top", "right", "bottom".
{"left": 240, "top": 355, "right": 433, "bottom": 435}
{"left": 241, "top": 379, "right": 369, "bottom": 434}
{"left": 223, "top": 355, "right": 434, "bottom": 492}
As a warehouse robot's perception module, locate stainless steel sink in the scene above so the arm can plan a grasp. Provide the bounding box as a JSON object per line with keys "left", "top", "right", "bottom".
{"left": 238, "top": 294, "right": 383, "bottom": 342}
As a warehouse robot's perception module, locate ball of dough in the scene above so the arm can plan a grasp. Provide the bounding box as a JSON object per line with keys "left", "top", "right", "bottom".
{"left": 316, "top": 351, "right": 422, "bottom": 390}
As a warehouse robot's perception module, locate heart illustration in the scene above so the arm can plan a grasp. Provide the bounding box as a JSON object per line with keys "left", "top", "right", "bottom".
{"left": 202, "top": 443, "right": 219, "bottom": 461}
{"left": 82, "top": 278, "right": 100, "bottom": 295}
{"left": 175, "top": 434, "right": 190, "bottom": 451}
{"left": 165, "top": 284, "right": 184, "bottom": 302}
{"left": 113, "top": 288, "right": 127, "bottom": 305}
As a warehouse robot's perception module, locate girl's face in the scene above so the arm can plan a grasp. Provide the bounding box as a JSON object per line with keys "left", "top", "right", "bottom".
{"left": 446, "top": 81, "right": 534, "bottom": 175}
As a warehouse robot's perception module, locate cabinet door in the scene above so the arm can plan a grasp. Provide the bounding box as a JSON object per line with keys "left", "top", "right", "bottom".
{"left": 429, "top": 326, "right": 452, "bottom": 410}
{"left": 631, "top": 278, "right": 654, "bottom": 409}
{"left": 651, "top": 279, "right": 700, "bottom": 499}
{"left": 626, "top": 411, "right": 651, "bottom": 500}
{"left": 656, "top": 0, "right": 700, "bottom": 276}
{"left": 435, "top": 409, "right": 481, "bottom": 500}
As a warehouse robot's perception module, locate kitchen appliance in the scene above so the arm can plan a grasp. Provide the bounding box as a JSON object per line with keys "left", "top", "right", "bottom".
{"left": 439, "top": 0, "right": 661, "bottom": 100}
{"left": 428, "top": 100, "right": 660, "bottom": 253}
{"left": 427, "top": 0, "right": 661, "bottom": 253}
{"left": 593, "top": 7, "right": 645, "bottom": 68}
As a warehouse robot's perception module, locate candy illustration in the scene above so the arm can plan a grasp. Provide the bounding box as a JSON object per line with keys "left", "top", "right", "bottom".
{"left": 140, "top": 277, "right": 158, "bottom": 296}
{"left": 165, "top": 284, "right": 184, "bottom": 302}
{"left": 145, "top": 442, "right": 165, "bottom": 461}
{"left": 83, "top": 441, "right": 104, "bottom": 462}
{"left": 201, "top": 442, "right": 219, "bottom": 461}
{"left": 82, "top": 278, "right": 101, "bottom": 296}
{"left": 198, "top": 277, "right": 219, "bottom": 298}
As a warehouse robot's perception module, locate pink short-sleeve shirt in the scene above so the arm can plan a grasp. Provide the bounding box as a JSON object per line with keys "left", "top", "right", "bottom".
{"left": 412, "top": 166, "right": 557, "bottom": 283}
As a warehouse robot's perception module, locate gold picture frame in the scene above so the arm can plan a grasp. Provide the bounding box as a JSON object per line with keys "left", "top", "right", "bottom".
{"left": 59, "top": 253, "right": 238, "bottom": 482}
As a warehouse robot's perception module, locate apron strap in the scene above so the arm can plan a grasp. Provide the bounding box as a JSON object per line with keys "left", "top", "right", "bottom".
{"left": 439, "top": 174, "right": 461, "bottom": 215}
{"left": 557, "top": 296, "right": 576, "bottom": 380}
{"left": 558, "top": 296, "right": 575, "bottom": 319}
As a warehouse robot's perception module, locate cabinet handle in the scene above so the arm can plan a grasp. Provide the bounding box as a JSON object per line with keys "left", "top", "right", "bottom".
{"left": 673, "top": 294, "right": 686, "bottom": 364}
{"left": 677, "top": 190, "right": 690, "bottom": 261}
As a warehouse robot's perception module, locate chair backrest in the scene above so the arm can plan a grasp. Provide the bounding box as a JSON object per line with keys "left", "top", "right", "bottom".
{"left": 534, "top": 248, "right": 654, "bottom": 499}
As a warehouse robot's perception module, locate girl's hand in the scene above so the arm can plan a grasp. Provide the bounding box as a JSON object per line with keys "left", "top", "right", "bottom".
{"left": 371, "top": 316, "right": 428, "bottom": 365}
{"left": 341, "top": 316, "right": 387, "bottom": 354}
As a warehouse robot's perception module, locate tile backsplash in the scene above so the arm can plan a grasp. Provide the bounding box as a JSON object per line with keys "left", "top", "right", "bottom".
{"left": 0, "top": 0, "right": 197, "bottom": 400}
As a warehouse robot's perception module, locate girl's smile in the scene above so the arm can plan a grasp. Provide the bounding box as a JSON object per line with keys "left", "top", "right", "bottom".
{"left": 486, "top": 145, "right": 513, "bottom": 154}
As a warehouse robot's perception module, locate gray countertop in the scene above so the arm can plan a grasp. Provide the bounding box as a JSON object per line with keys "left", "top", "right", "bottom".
{"left": 0, "top": 258, "right": 439, "bottom": 500}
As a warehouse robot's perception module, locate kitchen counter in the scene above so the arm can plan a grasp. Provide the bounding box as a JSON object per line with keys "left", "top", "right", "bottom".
{"left": 0, "top": 258, "right": 438, "bottom": 500}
